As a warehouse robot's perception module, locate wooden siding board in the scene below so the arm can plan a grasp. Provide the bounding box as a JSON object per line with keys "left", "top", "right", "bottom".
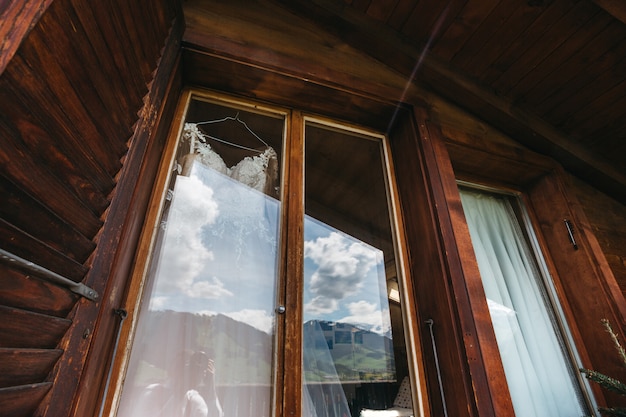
{"left": 0, "top": 219, "right": 89, "bottom": 282}
{"left": 480, "top": 0, "right": 579, "bottom": 85}
{"left": 365, "top": 0, "right": 398, "bottom": 22}
{"left": 465, "top": 1, "right": 555, "bottom": 84}
{"left": 492, "top": 0, "right": 600, "bottom": 94}
{"left": 0, "top": 177, "right": 95, "bottom": 263}
{"left": 0, "top": 264, "right": 77, "bottom": 317}
{"left": 86, "top": 2, "right": 144, "bottom": 101}
{"left": 503, "top": 9, "right": 611, "bottom": 99}
{"left": 544, "top": 52, "right": 626, "bottom": 124}
{"left": 0, "top": 306, "right": 71, "bottom": 349}
{"left": 522, "top": 19, "right": 626, "bottom": 113}
{"left": 67, "top": 0, "right": 134, "bottom": 129}
{"left": 401, "top": 1, "right": 450, "bottom": 44}
{"left": 13, "top": 39, "right": 124, "bottom": 177}
{"left": 36, "top": 6, "right": 130, "bottom": 155}
{"left": 0, "top": 382, "right": 52, "bottom": 417}
{"left": 449, "top": 0, "right": 518, "bottom": 71}
{"left": 0, "top": 119, "right": 104, "bottom": 238}
{"left": 560, "top": 78, "right": 626, "bottom": 139}
{"left": 0, "top": 348, "right": 62, "bottom": 388}
{"left": 0, "top": 97, "right": 113, "bottom": 215}
{"left": 431, "top": 0, "right": 501, "bottom": 61}
{"left": 386, "top": 0, "right": 417, "bottom": 31}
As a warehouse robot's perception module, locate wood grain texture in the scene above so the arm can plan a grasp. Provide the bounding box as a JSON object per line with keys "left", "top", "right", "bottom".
{"left": 0, "top": 348, "right": 62, "bottom": 388}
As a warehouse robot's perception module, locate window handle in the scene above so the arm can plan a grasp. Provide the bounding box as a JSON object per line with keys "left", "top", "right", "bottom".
{"left": 564, "top": 219, "right": 578, "bottom": 250}
{"left": 425, "top": 319, "right": 449, "bottom": 417}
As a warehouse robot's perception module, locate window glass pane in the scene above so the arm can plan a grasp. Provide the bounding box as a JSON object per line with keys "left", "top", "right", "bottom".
{"left": 303, "top": 122, "right": 414, "bottom": 417}
{"left": 459, "top": 188, "right": 587, "bottom": 417}
{"left": 117, "top": 97, "right": 284, "bottom": 417}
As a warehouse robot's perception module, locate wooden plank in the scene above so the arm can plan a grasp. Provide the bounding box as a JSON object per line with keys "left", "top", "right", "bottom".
{"left": 87, "top": 2, "right": 146, "bottom": 101}
{"left": 0, "top": 101, "right": 113, "bottom": 217}
{"left": 480, "top": 0, "right": 579, "bottom": 85}
{"left": 0, "top": 118, "right": 104, "bottom": 238}
{"left": 0, "top": 382, "right": 51, "bottom": 417}
{"left": 0, "top": 219, "right": 89, "bottom": 283}
{"left": 491, "top": 0, "right": 600, "bottom": 93}
{"left": 451, "top": 1, "right": 522, "bottom": 74}
{"left": 465, "top": 0, "right": 556, "bottom": 83}
{"left": 66, "top": 0, "right": 134, "bottom": 129}
{"left": 183, "top": 50, "right": 397, "bottom": 133}
{"left": 0, "top": 348, "right": 62, "bottom": 388}
{"left": 504, "top": 9, "right": 611, "bottom": 98}
{"left": 35, "top": 5, "right": 130, "bottom": 155}
{"left": 365, "top": 0, "right": 397, "bottom": 22}
{"left": 0, "top": 176, "right": 95, "bottom": 263}
{"left": 43, "top": 13, "right": 183, "bottom": 417}
{"left": 523, "top": 19, "right": 626, "bottom": 113}
{"left": 545, "top": 54, "right": 626, "bottom": 123}
{"left": 0, "top": 0, "right": 53, "bottom": 75}
{"left": 12, "top": 32, "right": 125, "bottom": 175}
{"left": 0, "top": 305, "right": 71, "bottom": 349}
{"left": 0, "top": 264, "right": 78, "bottom": 317}
{"left": 430, "top": 0, "right": 501, "bottom": 61}
{"left": 386, "top": 0, "right": 418, "bottom": 31}
{"left": 401, "top": 0, "right": 454, "bottom": 45}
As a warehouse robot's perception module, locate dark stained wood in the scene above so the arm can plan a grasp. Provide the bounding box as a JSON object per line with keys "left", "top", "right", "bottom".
{"left": 390, "top": 106, "right": 515, "bottom": 417}
{"left": 279, "top": 110, "right": 305, "bottom": 417}
{"left": 0, "top": 116, "right": 104, "bottom": 238}
{"left": 0, "top": 219, "right": 89, "bottom": 283}
{"left": 182, "top": 49, "right": 398, "bottom": 133}
{"left": 274, "top": 0, "right": 626, "bottom": 206}
{"left": 41, "top": 14, "right": 184, "bottom": 417}
{"left": 0, "top": 348, "right": 62, "bottom": 388}
{"left": 0, "top": 382, "right": 52, "bottom": 417}
{"left": 0, "top": 177, "right": 95, "bottom": 263}
{"left": 0, "top": 0, "right": 53, "bottom": 75}
{"left": 0, "top": 265, "right": 77, "bottom": 317}
{"left": 0, "top": 306, "right": 71, "bottom": 349}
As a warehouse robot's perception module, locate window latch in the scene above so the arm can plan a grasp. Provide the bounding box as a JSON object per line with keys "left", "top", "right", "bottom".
{"left": 564, "top": 219, "right": 578, "bottom": 250}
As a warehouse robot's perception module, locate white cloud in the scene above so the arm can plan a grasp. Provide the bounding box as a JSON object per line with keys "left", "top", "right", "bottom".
{"left": 185, "top": 277, "right": 233, "bottom": 299}
{"left": 224, "top": 309, "right": 274, "bottom": 334}
{"left": 154, "top": 175, "right": 222, "bottom": 297}
{"left": 304, "top": 232, "right": 379, "bottom": 314}
{"left": 338, "top": 300, "right": 391, "bottom": 335}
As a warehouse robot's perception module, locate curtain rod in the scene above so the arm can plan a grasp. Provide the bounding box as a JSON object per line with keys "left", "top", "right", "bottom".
{"left": 0, "top": 248, "right": 98, "bottom": 301}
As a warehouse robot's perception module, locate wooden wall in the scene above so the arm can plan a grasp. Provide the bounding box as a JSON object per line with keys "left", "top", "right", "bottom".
{"left": 0, "top": 0, "right": 180, "bottom": 416}
{"left": 573, "top": 178, "right": 626, "bottom": 301}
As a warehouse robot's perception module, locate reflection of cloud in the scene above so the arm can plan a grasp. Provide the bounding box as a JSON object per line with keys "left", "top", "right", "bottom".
{"left": 304, "top": 232, "right": 378, "bottom": 314}
{"left": 155, "top": 175, "right": 222, "bottom": 297}
{"left": 339, "top": 301, "right": 391, "bottom": 335}
{"left": 224, "top": 309, "right": 274, "bottom": 334}
{"left": 150, "top": 296, "right": 169, "bottom": 310}
{"left": 186, "top": 277, "right": 233, "bottom": 299}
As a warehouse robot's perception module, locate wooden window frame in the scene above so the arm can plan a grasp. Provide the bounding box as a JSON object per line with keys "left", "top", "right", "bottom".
{"left": 390, "top": 106, "right": 626, "bottom": 416}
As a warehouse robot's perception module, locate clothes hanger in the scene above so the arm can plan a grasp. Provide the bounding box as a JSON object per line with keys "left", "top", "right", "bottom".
{"left": 193, "top": 112, "right": 270, "bottom": 151}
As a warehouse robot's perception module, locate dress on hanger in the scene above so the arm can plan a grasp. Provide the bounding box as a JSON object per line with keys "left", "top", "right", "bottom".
{"left": 181, "top": 122, "right": 279, "bottom": 198}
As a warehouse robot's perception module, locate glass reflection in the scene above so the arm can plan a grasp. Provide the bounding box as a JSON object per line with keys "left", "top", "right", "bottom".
{"left": 116, "top": 98, "right": 284, "bottom": 417}
{"left": 303, "top": 123, "right": 414, "bottom": 417}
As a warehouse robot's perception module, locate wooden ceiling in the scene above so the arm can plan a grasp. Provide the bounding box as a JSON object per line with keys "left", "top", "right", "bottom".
{"left": 268, "top": 0, "right": 626, "bottom": 204}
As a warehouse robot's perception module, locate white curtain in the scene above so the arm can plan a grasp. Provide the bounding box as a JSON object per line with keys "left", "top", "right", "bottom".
{"left": 459, "top": 189, "right": 585, "bottom": 417}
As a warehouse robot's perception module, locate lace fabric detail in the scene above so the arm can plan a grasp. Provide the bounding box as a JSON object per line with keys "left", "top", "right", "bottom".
{"left": 181, "top": 123, "right": 279, "bottom": 197}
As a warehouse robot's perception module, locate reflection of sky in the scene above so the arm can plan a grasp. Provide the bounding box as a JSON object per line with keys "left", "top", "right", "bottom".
{"left": 147, "top": 161, "right": 391, "bottom": 336}
{"left": 147, "top": 162, "right": 279, "bottom": 334}
{"left": 304, "top": 217, "right": 391, "bottom": 335}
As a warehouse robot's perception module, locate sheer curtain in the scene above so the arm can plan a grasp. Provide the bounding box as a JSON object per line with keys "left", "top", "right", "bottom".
{"left": 459, "top": 189, "right": 585, "bottom": 417}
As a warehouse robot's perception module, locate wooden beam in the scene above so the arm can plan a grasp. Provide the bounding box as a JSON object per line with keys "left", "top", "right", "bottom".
{"left": 273, "top": 0, "right": 626, "bottom": 204}
{"left": 0, "top": 0, "right": 53, "bottom": 75}
{"left": 593, "top": 0, "right": 626, "bottom": 25}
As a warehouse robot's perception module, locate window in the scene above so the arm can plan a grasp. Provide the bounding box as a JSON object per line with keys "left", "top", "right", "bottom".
{"left": 111, "top": 91, "right": 419, "bottom": 417}
{"left": 458, "top": 186, "right": 593, "bottom": 416}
